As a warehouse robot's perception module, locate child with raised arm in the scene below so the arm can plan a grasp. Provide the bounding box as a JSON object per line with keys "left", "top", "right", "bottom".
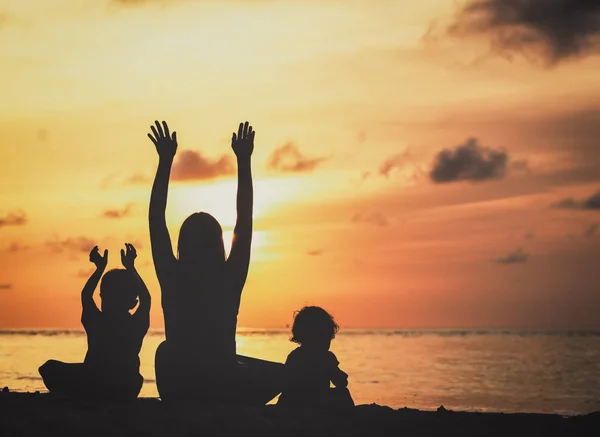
{"left": 39, "top": 243, "right": 151, "bottom": 400}
{"left": 277, "top": 306, "right": 354, "bottom": 409}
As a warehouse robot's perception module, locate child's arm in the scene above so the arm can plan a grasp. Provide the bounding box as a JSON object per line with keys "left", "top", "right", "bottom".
{"left": 331, "top": 367, "right": 349, "bottom": 388}
{"left": 81, "top": 246, "right": 107, "bottom": 319}
{"left": 328, "top": 352, "right": 349, "bottom": 388}
{"left": 226, "top": 121, "right": 254, "bottom": 293}
{"left": 121, "top": 244, "right": 151, "bottom": 330}
{"left": 148, "top": 121, "right": 177, "bottom": 287}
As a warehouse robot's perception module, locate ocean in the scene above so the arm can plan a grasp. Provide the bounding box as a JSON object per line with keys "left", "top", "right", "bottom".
{"left": 1, "top": 329, "right": 599, "bottom": 415}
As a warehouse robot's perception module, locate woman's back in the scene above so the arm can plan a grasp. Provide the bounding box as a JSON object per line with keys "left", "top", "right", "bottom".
{"left": 160, "top": 263, "right": 241, "bottom": 363}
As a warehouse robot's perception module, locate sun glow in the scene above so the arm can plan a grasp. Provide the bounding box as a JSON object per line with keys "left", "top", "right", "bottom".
{"left": 168, "top": 176, "right": 309, "bottom": 229}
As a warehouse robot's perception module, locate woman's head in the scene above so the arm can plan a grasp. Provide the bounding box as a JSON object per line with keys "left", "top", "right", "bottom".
{"left": 100, "top": 269, "right": 138, "bottom": 314}
{"left": 177, "top": 212, "right": 226, "bottom": 266}
{"left": 290, "top": 306, "right": 339, "bottom": 349}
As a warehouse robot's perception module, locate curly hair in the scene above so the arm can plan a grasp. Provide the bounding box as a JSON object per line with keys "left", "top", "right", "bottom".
{"left": 100, "top": 269, "right": 138, "bottom": 311}
{"left": 290, "top": 306, "right": 339, "bottom": 345}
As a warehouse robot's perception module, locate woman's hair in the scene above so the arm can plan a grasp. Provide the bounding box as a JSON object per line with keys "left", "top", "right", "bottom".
{"left": 177, "top": 212, "right": 226, "bottom": 266}
{"left": 290, "top": 306, "right": 339, "bottom": 345}
{"left": 100, "top": 269, "right": 138, "bottom": 311}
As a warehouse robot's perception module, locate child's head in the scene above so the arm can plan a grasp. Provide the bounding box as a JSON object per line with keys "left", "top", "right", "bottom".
{"left": 99, "top": 269, "right": 138, "bottom": 314}
{"left": 290, "top": 306, "right": 339, "bottom": 350}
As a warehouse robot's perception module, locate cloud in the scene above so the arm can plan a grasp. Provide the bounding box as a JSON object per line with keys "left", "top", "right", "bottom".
{"left": 125, "top": 173, "right": 151, "bottom": 185}
{"left": 37, "top": 129, "right": 49, "bottom": 142}
{"left": 448, "top": 0, "right": 600, "bottom": 66}
{"left": 171, "top": 150, "right": 235, "bottom": 181}
{"left": 0, "top": 283, "right": 11, "bottom": 290}
{"left": 46, "top": 237, "right": 96, "bottom": 254}
{"left": 76, "top": 268, "right": 96, "bottom": 279}
{"left": 429, "top": 138, "right": 508, "bottom": 184}
{"left": 102, "top": 203, "right": 135, "bottom": 219}
{"left": 585, "top": 223, "right": 599, "bottom": 239}
{"left": 495, "top": 248, "right": 529, "bottom": 265}
{"left": 0, "top": 12, "right": 9, "bottom": 28}
{"left": 8, "top": 242, "right": 29, "bottom": 252}
{"left": 552, "top": 190, "right": 600, "bottom": 210}
{"left": 0, "top": 211, "right": 27, "bottom": 228}
{"left": 307, "top": 249, "right": 324, "bottom": 256}
{"left": 351, "top": 212, "right": 389, "bottom": 227}
{"left": 267, "top": 142, "right": 327, "bottom": 173}
{"left": 378, "top": 152, "right": 409, "bottom": 178}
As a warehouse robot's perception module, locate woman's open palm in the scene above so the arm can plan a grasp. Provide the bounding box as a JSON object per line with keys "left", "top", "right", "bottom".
{"left": 232, "top": 121, "right": 254, "bottom": 159}
{"left": 148, "top": 120, "right": 177, "bottom": 160}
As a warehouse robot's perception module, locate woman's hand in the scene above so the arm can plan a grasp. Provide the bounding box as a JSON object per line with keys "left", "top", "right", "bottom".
{"left": 89, "top": 246, "right": 108, "bottom": 271}
{"left": 120, "top": 243, "right": 137, "bottom": 270}
{"left": 232, "top": 121, "right": 254, "bottom": 160}
{"left": 148, "top": 120, "right": 178, "bottom": 161}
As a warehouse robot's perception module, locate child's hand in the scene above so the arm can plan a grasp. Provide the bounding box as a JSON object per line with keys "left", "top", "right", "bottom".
{"left": 89, "top": 246, "right": 108, "bottom": 271}
{"left": 148, "top": 120, "right": 177, "bottom": 160}
{"left": 120, "top": 243, "right": 137, "bottom": 270}
{"left": 231, "top": 121, "right": 255, "bottom": 159}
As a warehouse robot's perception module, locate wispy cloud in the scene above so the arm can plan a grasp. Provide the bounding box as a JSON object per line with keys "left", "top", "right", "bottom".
{"left": 495, "top": 248, "right": 529, "bottom": 265}
{"left": 378, "top": 152, "right": 409, "bottom": 178}
{"left": 0, "top": 283, "right": 11, "bottom": 290}
{"left": 267, "top": 142, "right": 327, "bottom": 173}
{"left": 307, "top": 249, "right": 324, "bottom": 256}
{"left": 448, "top": 0, "right": 600, "bottom": 66}
{"left": 125, "top": 173, "right": 151, "bottom": 185}
{"left": 76, "top": 268, "right": 96, "bottom": 279}
{"left": 102, "top": 203, "right": 135, "bottom": 219}
{"left": 0, "top": 211, "right": 27, "bottom": 228}
{"left": 351, "top": 212, "right": 389, "bottom": 227}
{"left": 7, "top": 242, "right": 30, "bottom": 252}
{"left": 430, "top": 138, "right": 508, "bottom": 184}
{"left": 585, "top": 223, "right": 599, "bottom": 239}
{"left": 46, "top": 237, "right": 96, "bottom": 254}
{"left": 171, "top": 150, "right": 235, "bottom": 181}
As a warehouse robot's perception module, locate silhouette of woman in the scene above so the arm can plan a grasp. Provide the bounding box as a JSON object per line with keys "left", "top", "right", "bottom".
{"left": 148, "top": 120, "right": 283, "bottom": 405}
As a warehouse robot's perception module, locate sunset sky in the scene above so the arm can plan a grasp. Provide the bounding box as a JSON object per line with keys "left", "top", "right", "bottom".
{"left": 1, "top": 0, "right": 599, "bottom": 329}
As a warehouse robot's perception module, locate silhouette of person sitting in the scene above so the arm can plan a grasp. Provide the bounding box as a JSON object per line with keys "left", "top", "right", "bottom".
{"left": 39, "top": 243, "right": 150, "bottom": 400}
{"left": 148, "top": 120, "right": 283, "bottom": 405}
{"left": 277, "top": 306, "right": 354, "bottom": 409}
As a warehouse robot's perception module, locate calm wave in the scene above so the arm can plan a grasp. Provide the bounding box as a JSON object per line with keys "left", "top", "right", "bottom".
{"left": 1, "top": 329, "right": 599, "bottom": 415}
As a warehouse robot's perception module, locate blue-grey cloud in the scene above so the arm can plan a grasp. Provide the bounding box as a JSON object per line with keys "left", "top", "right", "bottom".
{"left": 552, "top": 190, "right": 600, "bottom": 210}
{"left": 448, "top": 0, "right": 600, "bottom": 66}
{"left": 495, "top": 248, "right": 528, "bottom": 265}
{"left": 430, "top": 138, "right": 508, "bottom": 183}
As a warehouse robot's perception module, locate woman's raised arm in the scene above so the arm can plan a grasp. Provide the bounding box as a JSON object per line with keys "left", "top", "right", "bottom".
{"left": 148, "top": 120, "right": 177, "bottom": 284}
{"left": 227, "top": 121, "right": 254, "bottom": 292}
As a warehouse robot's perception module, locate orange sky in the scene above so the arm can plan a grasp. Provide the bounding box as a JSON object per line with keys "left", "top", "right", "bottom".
{"left": 1, "top": 0, "right": 599, "bottom": 329}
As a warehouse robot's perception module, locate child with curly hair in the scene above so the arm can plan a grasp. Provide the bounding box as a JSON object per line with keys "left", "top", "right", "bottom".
{"left": 278, "top": 306, "right": 354, "bottom": 408}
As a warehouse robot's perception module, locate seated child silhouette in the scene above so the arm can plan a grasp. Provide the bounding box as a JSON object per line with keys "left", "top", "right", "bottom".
{"left": 277, "top": 306, "right": 354, "bottom": 408}
{"left": 39, "top": 243, "right": 150, "bottom": 400}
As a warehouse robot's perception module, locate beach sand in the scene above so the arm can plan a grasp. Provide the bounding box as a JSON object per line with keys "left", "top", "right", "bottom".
{"left": 1, "top": 389, "right": 598, "bottom": 437}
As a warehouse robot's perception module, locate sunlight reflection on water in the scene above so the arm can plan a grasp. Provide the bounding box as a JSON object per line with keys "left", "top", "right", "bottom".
{"left": 1, "top": 329, "right": 600, "bottom": 415}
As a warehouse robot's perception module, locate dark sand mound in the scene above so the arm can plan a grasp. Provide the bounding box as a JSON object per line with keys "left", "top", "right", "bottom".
{"left": 1, "top": 390, "right": 598, "bottom": 437}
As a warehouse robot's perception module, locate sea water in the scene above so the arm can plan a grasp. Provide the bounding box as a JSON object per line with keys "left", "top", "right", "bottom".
{"left": 1, "top": 328, "right": 599, "bottom": 415}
